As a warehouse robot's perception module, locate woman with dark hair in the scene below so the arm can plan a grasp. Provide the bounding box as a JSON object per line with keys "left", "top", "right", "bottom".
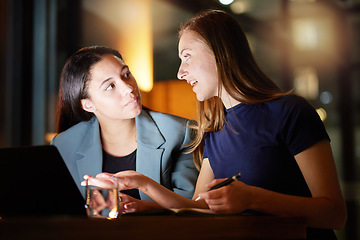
{"left": 51, "top": 46, "right": 198, "bottom": 213}
{"left": 86, "top": 10, "right": 346, "bottom": 239}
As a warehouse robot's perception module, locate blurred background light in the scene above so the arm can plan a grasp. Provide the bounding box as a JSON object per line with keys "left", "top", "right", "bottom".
{"left": 118, "top": 0, "right": 153, "bottom": 92}
{"left": 320, "top": 91, "right": 333, "bottom": 105}
{"left": 316, "top": 107, "right": 327, "bottom": 121}
{"left": 82, "top": 0, "right": 154, "bottom": 92}
{"left": 219, "top": 0, "right": 234, "bottom": 6}
{"left": 230, "top": 0, "right": 250, "bottom": 14}
{"left": 294, "top": 66, "right": 319, "bottom": 100}
{"left": 291, "top": 0, "right": 316, "bottom": 2}
{"left": 292, "top": 19, "right": 319, "bottom": 50}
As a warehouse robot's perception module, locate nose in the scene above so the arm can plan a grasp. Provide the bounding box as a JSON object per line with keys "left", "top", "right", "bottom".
{"left": 119, "top": 80, "right": 134, "bottom": 95}
{"left": 177, "top": 63, "right": 188, "bottom": 80}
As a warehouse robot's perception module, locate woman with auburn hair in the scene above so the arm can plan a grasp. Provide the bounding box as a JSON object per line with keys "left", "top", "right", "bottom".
{"left": 86, "top": 10, "right": 346, "bottom": 239}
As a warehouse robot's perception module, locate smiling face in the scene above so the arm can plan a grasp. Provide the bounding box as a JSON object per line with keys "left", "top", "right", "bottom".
{"left": 80, "top": 54, "right": 142, "bottom": 123}
{"left": 177, "top": 30, "right": 219, "bottom": 101}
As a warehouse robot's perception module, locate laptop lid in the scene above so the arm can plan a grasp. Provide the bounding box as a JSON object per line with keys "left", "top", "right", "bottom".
{"left": 0, "top": 145, "right": 86, "bottom": 218}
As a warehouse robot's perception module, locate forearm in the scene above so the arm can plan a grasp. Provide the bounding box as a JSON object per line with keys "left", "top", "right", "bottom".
{"left": 129, "top": 200, "right": 163, "bottom": 211}
{"left": 248, "top": 185, "right": 347, "bottom": 229}
{"left": 112, "top": 171, "right": 206, "bottom": 209}
{"left": 140, "top": 178, "right": 206, "bottom": 209}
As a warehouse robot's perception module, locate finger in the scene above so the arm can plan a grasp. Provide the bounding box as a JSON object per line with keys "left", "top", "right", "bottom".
{"left": 90, "top": 190, "right": 107, "bottom": 211}
{"left": 206, "top": 178, "right": 227, "bottom": 189}
{"left": 81, "top": 180, "right": 86, "bottom": 186}
{"left": 204, "top": 192, "right": 230, "bottom": 212}
{"left": 83, "top": 174, "right": 91, "bottom": 179}
{"left": 118, "top": 193, "right": 134, "bottom": 203}
{"left": 198, "top": 187, "right": 223, "bottom": 201}
{"left": 96, "top": 172, "right": 113, "bottom": 179}
{"left": 81, "top": 175, "right": 92, "bottom": 186}
{"left": 84, "top": 176, "right": 116, "bottom": 188}
{"left": 123, "top": 202, "right": 138, "bottom": 213}
{"left": 205, "top": 196, "right": 224, "bottom": 206}
{"left": 81, "top": 174, "right": 111, "bottom": 186}
{"left": 208, "top": 204, "right": 229, "bottom": 213}
{"left": 113, "top": 170, "right": 136, "bottom": 178}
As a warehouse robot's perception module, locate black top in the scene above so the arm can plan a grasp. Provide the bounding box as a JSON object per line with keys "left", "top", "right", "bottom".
{"left": 102, "top": 149, "right": 141, "bottom": 200}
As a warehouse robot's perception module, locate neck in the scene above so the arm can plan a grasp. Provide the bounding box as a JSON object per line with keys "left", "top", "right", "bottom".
{"left": 220, "top": 91, "right": 241, "bottom": 109}
{"left": 99, "top": 118, "right": 137, "bottom": 157}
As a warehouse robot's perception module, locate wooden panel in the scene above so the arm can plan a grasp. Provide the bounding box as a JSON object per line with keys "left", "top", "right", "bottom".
{"left": 141, "top": 79, "right": 197, "bottom": 120}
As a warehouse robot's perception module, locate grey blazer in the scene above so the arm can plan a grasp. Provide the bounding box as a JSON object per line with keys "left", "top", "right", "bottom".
{"left": 51, "top": 109, "right": 198, "bottom": 201}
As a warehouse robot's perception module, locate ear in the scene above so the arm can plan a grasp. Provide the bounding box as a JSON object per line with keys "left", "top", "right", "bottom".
{"left": 81, "top": 99, "right": 95, "bottom": 113}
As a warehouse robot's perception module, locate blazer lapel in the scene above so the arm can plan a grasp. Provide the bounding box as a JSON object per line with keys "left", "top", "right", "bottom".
{"left": 76, "top": 118, "right": 103, "bottom": 184}
{"left": 135, "top": 110, "right": 165, "bottom": 199}
{"left": 73, "top": 112, "right": 165, "bottom": 200}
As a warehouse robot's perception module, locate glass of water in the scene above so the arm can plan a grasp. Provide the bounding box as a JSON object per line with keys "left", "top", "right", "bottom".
{"left": 85, "top": 177, "right": 120, "bottom": 219}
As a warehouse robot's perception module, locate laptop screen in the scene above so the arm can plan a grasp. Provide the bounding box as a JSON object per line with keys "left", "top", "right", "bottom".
{"left": 0, "top": 145, "right": 86, "bottom": 218}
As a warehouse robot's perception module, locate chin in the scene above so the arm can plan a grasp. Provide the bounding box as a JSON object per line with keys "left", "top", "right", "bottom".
{"left": 137, "top": 103, "right": 143, "bottom": 113}
{"left": 132, "top": 105, "right": 142, "bottom": 116}
{"left": 137, "top": 105, "right": 143, "bottom": 113}
{"left": 196, "top": 95, "right": 207, "bottom": 102}
{"left": 195, "top": 93, "right": 203, "bottom": 101}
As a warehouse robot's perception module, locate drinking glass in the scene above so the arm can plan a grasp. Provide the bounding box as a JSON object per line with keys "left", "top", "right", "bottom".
{"left": 85, "top": 177, "right": 120, "bottom": 219}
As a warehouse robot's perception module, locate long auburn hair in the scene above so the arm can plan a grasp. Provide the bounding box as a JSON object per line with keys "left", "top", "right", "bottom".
{"left": 56, "top": 46, "right": 123, "bottom": 133}
{"left": 180, "top": 10, "right": 290, "bottom": 169}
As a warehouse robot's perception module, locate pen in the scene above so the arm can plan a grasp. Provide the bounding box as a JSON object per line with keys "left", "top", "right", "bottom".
{"left": 195, "top": 172, "right": 241, "bottom": 201}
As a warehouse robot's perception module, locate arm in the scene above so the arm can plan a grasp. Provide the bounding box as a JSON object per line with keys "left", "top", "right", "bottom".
{"left": 192, "top": 158, "right": 214, "bottom": 200}
{"left": 115, "top": 160, "right": 214, "bottom": 209}
{"left": 85, "top": 159, "right": 214, "bottom": 209}
{"left": 199, "top": 140, "right": 347, "bottom": 229}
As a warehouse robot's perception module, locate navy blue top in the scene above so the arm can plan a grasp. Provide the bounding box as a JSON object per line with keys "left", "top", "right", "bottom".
{"left": 203, "top": 94, "right": 336, "bottom": 239}
{"left": 102, "top": 149, "right": 141, "bottom": 200}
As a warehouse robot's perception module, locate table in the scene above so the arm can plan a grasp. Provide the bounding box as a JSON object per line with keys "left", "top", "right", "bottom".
{"left": 0, "top": 215, "right": 307, "bottom": 240}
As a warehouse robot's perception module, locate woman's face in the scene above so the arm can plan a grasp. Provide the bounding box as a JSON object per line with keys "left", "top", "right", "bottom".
{"left": 81, "top": 54, "right": 142, "bottom": 122}
{"left": 177, "top": 30, "right": 219, "bottom": 101}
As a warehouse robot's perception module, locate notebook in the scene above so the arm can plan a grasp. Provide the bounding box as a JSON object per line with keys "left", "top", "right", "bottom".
{"left": 0, "top": 145, "right": 86, "bottom": 218}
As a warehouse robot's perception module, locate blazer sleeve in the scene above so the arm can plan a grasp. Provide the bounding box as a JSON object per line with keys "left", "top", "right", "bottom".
{"left": 168, "top": 119, "right": 199, "bottom": 199}
{"left": 141, "top": 110, "right": 199, "bottom": 200}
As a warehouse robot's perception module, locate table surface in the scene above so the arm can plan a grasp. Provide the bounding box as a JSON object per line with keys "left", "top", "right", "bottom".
{"left": 0, "top": 215, "right": 307, "bottom": 240}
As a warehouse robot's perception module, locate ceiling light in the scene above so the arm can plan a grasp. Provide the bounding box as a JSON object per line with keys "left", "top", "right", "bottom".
{"left": 219, "top": 0, "right": 234, "bottom": 5}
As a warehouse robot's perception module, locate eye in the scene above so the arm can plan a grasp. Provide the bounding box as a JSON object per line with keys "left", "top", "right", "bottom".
{"left": 182, "top": 54, "right": 191, "bottom": 63}
{"left": 105, "top": 83, "right": 115, "bottom": 91}
{"left": 123, "top": 71, "right": 131, "bottom": 78}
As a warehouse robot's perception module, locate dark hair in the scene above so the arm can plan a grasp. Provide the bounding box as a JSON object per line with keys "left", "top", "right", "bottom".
{"left": 179, "top": 10, "right": 290, "bottom": 168}
{"left": 56, "top": 46, "right": 123, "bottom": 133}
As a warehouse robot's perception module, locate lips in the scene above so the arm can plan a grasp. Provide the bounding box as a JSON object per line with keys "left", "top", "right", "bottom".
{"left": 188, "top": 80, "right": 198, "bottom": 87}
{"left": 125, "top": 96, "right": 138, "bottom": 106}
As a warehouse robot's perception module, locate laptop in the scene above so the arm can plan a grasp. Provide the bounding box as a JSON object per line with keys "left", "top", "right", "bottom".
{"left": 0, "top": 145, "right": 86, "bottom": 218}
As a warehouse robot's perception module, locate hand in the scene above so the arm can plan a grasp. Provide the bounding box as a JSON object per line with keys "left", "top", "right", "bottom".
{"left": 198, "top": 179, "right": 251, "bottom": 214}
{"left": 112, "top": 170, "right": 151, "bottom": 192}
{"left": 87, "top": 189, "right": 108, "bottom": 216}
{"left": 81, "top": 173, "right": 116, "bottom": 188}
{"left": 82, "top": 172, "right": 161, "bottom": 214}
{"left": 81, "top": 171, "right": 150, "bottom": 190}
{"left": 118, "top": 192, "right": 162, "bottom": 213}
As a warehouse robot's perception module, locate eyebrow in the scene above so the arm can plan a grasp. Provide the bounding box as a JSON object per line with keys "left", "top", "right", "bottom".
{"left": 179, "top": 48, "right": 190, "bottom": 58}
{"left": 99, "top": 65, "right": 129, "bottom": 89}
